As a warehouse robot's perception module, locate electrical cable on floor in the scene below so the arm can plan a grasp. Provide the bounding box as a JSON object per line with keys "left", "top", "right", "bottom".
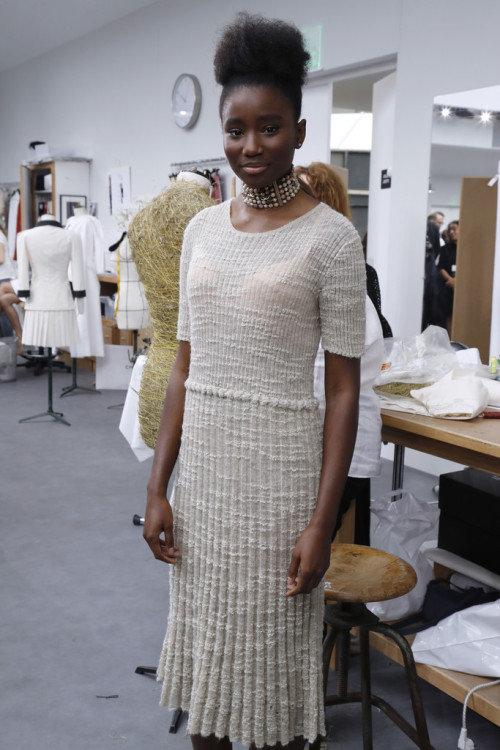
{"left": 458, "top": 678, "right": 500, "bottom": 749}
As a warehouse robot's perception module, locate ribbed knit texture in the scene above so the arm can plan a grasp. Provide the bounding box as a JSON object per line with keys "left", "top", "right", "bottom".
{"left": 157, "top": 200, "right": 366, "bottom": 748}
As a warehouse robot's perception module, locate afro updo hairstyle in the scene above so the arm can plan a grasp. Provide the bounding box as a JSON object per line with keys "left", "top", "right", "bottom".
{"left": 214, "top": 12, "right": 310, "bottom": 121}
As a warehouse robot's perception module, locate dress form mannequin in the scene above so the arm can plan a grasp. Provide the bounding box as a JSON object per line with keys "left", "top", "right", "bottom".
{"left": 128, "top": 171, "right": 215, "bottom": 447}
{"left": 111, "top": 234, "right": 150, "bottom": 332}
{"left": 17, "top": 213, "right": 86, "bottom": 424}
{"left": 63, "top": 206, "right": 105, "bottom": 395}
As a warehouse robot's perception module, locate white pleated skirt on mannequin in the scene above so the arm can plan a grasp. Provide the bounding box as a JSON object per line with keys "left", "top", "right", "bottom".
{"left": 22, "top": 310, "right": 80, "bottom": 348}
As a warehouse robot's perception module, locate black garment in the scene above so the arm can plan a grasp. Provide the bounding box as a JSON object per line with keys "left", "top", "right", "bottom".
{"left": 436, "top": 241, "right": 457, "bottom": 319}
{"left": 365, "top": 263, "right": 392, "bottom": 338}
{"left": 422, "top": 221, "right": 445, "bottom": 330}
{"left": 331, "top": 476, "right": 371, "bottom": 546}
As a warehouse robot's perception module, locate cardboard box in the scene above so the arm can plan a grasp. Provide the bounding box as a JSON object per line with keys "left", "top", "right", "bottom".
{"left": 57, "top": 349, "right": 96, "bottom": 374}
{"left": 438, "top": 469, "right": 500, "bottom": 574}
{"left": 102, "top": 317, "right": 118, "bottom": 345}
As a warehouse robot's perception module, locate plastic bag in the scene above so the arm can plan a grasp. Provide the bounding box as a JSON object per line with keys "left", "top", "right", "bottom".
{"left": 367, "top": 490, "right": 439, "bottom": 621}
{"left": 412, "top": 600, "right": 500, "bottom": 677}
{"left": 374, "top": 325, "right": 457, "bottom": 396}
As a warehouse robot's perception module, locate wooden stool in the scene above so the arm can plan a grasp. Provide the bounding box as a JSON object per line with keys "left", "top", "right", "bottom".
{"left": 314, "top": 544, "right": 435, "bottom": 750}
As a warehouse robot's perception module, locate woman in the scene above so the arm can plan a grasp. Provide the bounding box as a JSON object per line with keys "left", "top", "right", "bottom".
{"left": 143, "top": 13, "right": 366, "bottom": 750}
{"left": 296, "top": 161, "right": 386, "bottom": 547}
{"left": 436, "top": 220, "right": 458, "bottom": 336}
{"left": 0, "top": 227, "right": 23, "bottom": 353}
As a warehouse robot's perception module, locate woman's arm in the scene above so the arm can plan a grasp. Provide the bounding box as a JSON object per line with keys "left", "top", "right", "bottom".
{"left": 0, "top": 239, "right": 5, "bottom": 265}
{"left": 143, "top": 340, "right": 191, "bottom": 564}
{"left": 287, "top": 351, "right": 360, "bottom": 596}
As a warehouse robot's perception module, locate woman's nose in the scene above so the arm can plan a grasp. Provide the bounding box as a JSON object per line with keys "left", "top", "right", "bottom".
{"left": 242, "top": 132, "right": 262, "bottom": 155}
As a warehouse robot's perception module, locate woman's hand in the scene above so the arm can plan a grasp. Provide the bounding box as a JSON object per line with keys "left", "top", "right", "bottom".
{"left": 143, "top": 490, "right": 181, "bottom": 565}
{"left": 286, "top": 525, "right": 331, "bottom": 596}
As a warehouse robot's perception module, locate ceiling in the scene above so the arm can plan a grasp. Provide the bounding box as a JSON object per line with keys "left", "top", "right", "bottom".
{"left": 0, "top": 0, "right": 160, "bottom": 73}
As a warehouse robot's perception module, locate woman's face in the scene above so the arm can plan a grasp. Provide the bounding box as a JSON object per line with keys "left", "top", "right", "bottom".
{"left": 448, "top": 223, "right": 459, "bottom": 242}
{"left": 221, "top": 85, "right": 305, "bottom": 188}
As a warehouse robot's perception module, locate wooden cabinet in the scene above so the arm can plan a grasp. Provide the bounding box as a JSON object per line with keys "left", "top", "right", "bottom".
{"left": 20, "top": 159, "right": 91, "bottom": 230}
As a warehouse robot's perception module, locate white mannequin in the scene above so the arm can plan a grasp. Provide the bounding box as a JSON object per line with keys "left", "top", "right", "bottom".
{"left": 17, "top": 214, "right": 86, "bottom": 347}
{"left": 66, "top": 207, "right": 105, "bottom": 358}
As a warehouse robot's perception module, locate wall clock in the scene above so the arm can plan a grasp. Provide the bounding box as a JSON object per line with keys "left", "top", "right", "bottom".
{"left": 172, "top": 74, "right": 202, "bottom": 129}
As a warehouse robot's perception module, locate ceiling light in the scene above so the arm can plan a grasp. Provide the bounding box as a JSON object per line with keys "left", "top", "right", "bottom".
{"left": 479, "top": 110, "right": 492, "bottom": 124}
{"left": 440, "top": 106, "right": 452, "bottom": 119}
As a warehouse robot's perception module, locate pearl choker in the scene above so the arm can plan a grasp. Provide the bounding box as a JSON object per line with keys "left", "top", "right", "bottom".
{"left": 241, "top": 167, "right": 300, "bottom": 209}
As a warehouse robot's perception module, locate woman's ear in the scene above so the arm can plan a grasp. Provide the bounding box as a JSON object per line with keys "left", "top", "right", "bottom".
{"left": 296, "top": 119, "right": 306, "bottom": 149}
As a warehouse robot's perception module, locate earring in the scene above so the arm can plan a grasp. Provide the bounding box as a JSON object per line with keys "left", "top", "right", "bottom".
{"left": 296, "top": 142, "right": 303, "bottom": 149}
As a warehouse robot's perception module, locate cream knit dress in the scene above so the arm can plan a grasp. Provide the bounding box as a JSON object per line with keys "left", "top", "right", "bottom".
{"left": 157, "top": 200, "right": 366, "bottom": 747}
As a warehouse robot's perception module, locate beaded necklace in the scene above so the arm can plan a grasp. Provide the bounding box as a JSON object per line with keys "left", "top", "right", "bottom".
{"left": 241, "top": 166, "right": 300, "bottom": 209}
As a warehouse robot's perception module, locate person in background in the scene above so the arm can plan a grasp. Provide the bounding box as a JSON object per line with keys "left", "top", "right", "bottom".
{"left": 0, "top": 227, "right": 22, "bottom": 353}
{"left": 436, "top": 219, "right": 459, "bottom": 337}
{"left": 427, "top": 211, "right": 445, "bottom": 234}
{"left": 297, "top": 161, "right": 386, "bottom": 546}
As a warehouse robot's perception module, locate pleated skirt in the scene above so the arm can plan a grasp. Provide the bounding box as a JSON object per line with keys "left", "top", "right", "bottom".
{"left": 157, "top": 386, "right": 325, "bottom": 748}
{"left": 22, "top": 309, "right": 80, "bottom": 348}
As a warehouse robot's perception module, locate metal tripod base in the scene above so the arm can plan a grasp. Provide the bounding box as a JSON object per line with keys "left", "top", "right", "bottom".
{"left": 135, "top": 666, "right": 183, "bottom": 733}
{"left": 19, "top": 350, "right": 70, "bottom": 426}
{"left": 60, "top": 358, "right": 101, "bottom": 397}
{"left": 19, "top": 408, "right": 70, "bottom": 426}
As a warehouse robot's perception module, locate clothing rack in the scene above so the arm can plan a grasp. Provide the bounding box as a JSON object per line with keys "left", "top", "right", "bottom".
{"left": 170, "top": 156, "right": 227, "bottom": 170}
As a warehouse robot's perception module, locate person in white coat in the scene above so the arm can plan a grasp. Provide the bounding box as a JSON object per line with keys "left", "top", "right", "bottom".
{"left": 65, "top": 207, "right": 105, "bottom": 358}
{"left": 17, "top": 214, "right": 86, "bottom": 348}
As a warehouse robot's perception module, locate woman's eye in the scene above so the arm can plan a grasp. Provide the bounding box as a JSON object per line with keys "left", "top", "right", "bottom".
{"left": 227, "top": 128, "right": 243, "bottom": 137}
{"left": 263, "top": 126, "right": 279, "bottom": 134}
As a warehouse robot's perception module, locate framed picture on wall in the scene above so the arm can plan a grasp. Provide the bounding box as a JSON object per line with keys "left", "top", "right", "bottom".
{"left": 60, "top": 195, "right": 87, "bottom": 225}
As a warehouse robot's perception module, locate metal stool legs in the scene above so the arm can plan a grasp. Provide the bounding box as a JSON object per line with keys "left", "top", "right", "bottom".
{"left": 317, "top": 602, "right": 435, "bottom": 750}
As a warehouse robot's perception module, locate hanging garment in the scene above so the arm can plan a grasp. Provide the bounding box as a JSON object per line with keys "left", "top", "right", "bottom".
{"left": 17, "top": 218, "right": 86, "bottom": 348}
{"left": 66, "top": 214, "right": 105, "bottom": 358}
{"left": 114, "top": 235, "right": 150, "bottom": 330}
{"left": 7, "top": 190, "right": 20, "bottom": 261}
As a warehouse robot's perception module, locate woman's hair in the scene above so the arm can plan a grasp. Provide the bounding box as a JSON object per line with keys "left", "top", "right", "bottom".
{"left": 295, "top": 162, "right": 352, "bottom": 221}
{"left": 214, "top": 12, "right": 310, "bottom": 120}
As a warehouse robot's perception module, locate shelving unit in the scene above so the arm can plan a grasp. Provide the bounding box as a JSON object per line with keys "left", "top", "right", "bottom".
{"left": 20, "top": 158, "right": 91, "bottom": 229}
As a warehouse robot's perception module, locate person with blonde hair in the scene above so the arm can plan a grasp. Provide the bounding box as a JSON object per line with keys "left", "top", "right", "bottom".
{"left": 296, "top": 162, "right": 352, "bottom": 220}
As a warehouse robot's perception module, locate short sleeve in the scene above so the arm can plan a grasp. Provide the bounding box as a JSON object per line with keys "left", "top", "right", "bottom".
{"left": 319, "top": 224, "right": 366, "bottom": 358}
{"left": 176, "top": 218, "right": 197, "bottom": 342}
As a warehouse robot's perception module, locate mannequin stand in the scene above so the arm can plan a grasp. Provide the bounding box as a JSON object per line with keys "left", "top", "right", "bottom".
{"left": 60, "top": 358, "right": 101, "bottom": 397}
{"left": 19, "top": 350, "right": 70, "bottom": 425}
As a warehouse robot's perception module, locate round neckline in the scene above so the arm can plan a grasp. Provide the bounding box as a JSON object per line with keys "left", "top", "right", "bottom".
{"left": 226, "top": 199, "right": 325, "bottom": 237}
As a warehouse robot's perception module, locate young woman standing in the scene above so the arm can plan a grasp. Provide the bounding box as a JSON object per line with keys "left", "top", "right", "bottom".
{"left": 143, "top": 13, "right": 366, "bottom": 750}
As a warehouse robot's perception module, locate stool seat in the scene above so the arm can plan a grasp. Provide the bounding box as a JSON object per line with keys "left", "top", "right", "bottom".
{"left": 324, "top": 543, "right": 417, "bottom": 603}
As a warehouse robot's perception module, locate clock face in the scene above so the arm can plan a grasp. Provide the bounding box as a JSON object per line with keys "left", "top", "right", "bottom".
{"left": 172, "top": 74, "right": 202, "bottom": 129}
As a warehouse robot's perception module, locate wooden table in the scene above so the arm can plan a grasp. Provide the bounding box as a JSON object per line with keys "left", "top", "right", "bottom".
{"left": 381, "top": 408, "right": 500, "bottom": 489}
{"left": 379, "top": 407, "right": 500, "bottom": 727}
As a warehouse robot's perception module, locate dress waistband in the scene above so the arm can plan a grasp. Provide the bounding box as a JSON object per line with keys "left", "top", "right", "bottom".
{"left": 185, "top": 378, "right": 318, "bottom": 412}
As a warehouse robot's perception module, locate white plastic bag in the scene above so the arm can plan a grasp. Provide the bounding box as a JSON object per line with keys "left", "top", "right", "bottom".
{"left": 412, "top": 600, "right": 500, "bottom": 677}
{"left": 367, "top": 490, "right": 439, "bottom": 621}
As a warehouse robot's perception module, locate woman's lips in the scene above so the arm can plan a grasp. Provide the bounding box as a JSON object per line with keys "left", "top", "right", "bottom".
{"left": 241, "top": 164, "right": 268, "bottom": 175}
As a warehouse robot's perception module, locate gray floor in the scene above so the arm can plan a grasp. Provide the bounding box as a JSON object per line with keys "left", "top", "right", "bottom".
{"left": 1, "top": 362, "right": 499, "bottom": 749}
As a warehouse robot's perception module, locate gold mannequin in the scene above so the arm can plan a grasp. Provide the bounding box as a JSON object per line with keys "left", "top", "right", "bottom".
{"left": 128, "top": 173, "right": 215, "bottom": 448}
